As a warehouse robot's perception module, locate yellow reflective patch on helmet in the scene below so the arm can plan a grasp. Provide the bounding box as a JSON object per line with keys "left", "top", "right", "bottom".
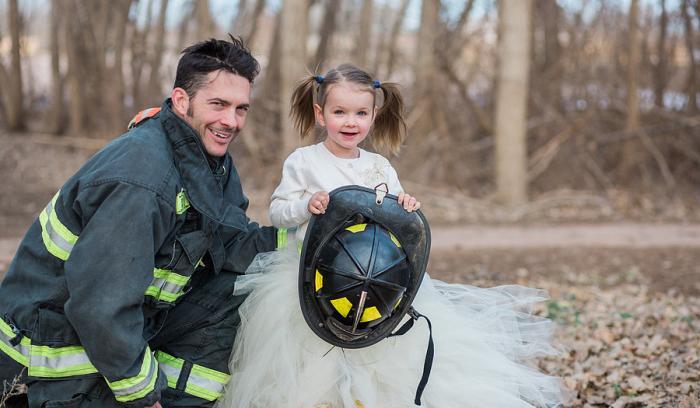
{"left": 345, "top": 223, "right": 367, "bottom": 233}
{"left": 360, "top": 306, "right": 382, "bottom": 322}
{"left": 389, "top": 232, "right": 401, "bottom": 248}
{"left": 330, "top": 297, "right": 353, "bottom": 318}
{"left": 315, "top": 269, "right": 323, "bottom": 292}
{"left": 394, "top": 298, "right": 402, "bottom": 309}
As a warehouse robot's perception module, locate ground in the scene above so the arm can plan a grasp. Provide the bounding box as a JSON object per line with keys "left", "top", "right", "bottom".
{"left": 1, "top": 133, "right": 699, "bottom": 407}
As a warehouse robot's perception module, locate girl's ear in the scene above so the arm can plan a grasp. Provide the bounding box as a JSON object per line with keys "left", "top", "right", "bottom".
{"left": 171, "top": 87, "right": 190, "bottom": 117}
{"left": 314, "top": 103, "right": 326, "bottom": 127}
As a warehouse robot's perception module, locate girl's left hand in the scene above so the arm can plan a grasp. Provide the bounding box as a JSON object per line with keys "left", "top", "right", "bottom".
{"left": 397, "top": 192, "right": 421, "bottom": 212}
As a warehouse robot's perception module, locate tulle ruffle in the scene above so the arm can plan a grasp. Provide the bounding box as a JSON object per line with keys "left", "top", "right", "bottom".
{"left": 216, "top": 248, "right": 569, "bottom": 408}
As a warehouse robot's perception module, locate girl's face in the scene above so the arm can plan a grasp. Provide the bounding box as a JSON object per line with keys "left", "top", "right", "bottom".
{"left": 314, "top": 82, "right": 377, "bottom": 159}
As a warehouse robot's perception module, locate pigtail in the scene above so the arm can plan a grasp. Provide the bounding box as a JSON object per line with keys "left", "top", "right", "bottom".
{"left": 290, "top": 75, "right": 318, "bottom": 139}
{"left": 372, "top": 82, "right": 406, "bottom": 156}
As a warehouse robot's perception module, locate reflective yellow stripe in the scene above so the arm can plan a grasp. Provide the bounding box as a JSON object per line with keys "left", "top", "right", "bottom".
{"left": 389, "top": 232, "right": 401, "bottom": 248}
{"left": 145, "top": 268, "right": 190, "bottom": 303}
{"left": 277, "top": 228, "right": 288, "bottom": 249}
{"left": 107, "top": 347, "right": 158, "bottom": 402}
{"left": 0, "top": 319, "right": 30, "bottom": 366}
{"left": 1, "top": 319, "right": 100, "bottom": 377}
{"left": 29, "top": 344, "right": 98, "bottom": 377}
{"left": 176, "top": 189, "right": 190, "bottom": 215}
{"left": 39, "top": 191, "right": 79, "bottom": 261}
{"left": 155, "top": 351, "right": 230, "bottom": 402}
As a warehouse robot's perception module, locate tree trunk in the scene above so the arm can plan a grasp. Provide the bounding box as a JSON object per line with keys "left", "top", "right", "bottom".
{"left": 64, "top": 7, "right": 86, "bottom": 135}
{"left": 384, "top": 0, "right": 410, "bottom": 78}
{"left": 415, "top": 0, "right": 440, "bottom": 97}
{"left": 109, "top": 0, "right": 132, "bottom": 131}
{"left": 682, "top": 0, "right": 698, "bottom": 113}
{"left": 148, "top": 0, "right": 170, "bottom": 106}
{"left": 245, "top": 0, "right": 266, "bottom": 47}
{"left": 279, "top": 0, "right": 309, "bottom": 160}
{"left": 494, "top": 0, "right": 532, "bottom": 205}
{"left": 195, "top": 0, "right": 215, "bottom": 41}
{"left": 130, "top": 0, "right": 153, "bottom": 112}
{"left": 353, "top": 0, "right": 373, "bottom": 68}
{"left": 312, "top": 0, "right": 340, "bottom": 70}
{"left": 621, "top": 0, "right": 641, "bottom": 177}
{"left": 6, "top": 0, "right": 24, "bottom": 131}
{"left": 653, "top": 0, "right": 668, "bottom": 108}
{"left": 48, "top": 0, "right": 64, "bottom": 134}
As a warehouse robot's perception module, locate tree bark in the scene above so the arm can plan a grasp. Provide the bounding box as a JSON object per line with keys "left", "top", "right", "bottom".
{"left": 48, "top": 0, "right": 64, "bottom": 134}
{"left": 5, "top": 0, "right": 25, "bottom": 131}
{"left": 312, "top": 0, "right": 340, "bottom": 70}
{"left": 195, "top": 0, "right": 215, "bottom": 41}
{"left": 245, "top": 0, "right": 266, "bottom": 47}
{"left": 494, "top": 0, "right": 532, "bottom": 205}
{"left": 384, "top": 0, "right": 410, "bottom": 78}
{"left": 653, "top": 0, "right": 668, "bottom": 108}
{"left": 682, "top": 0, "right": 698, "bottom": 113}
{"left": 109, "top": 0, "right": 132, "bottom": 131}
{"left": 621, "top": 0, "right": 642, "bottom": 177}
{"left": 279, "top": 0, "right": 309, "bottom": 160}
{"left": 147, "top": 0, "right": 170, "bottom": 105}
{"left": 354, "top": 0, "right": 373, "bottom": 68}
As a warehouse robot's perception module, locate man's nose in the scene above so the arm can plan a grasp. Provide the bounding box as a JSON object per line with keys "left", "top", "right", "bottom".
{"left": 220, "top": 109, "right": 240, "bottom": 129}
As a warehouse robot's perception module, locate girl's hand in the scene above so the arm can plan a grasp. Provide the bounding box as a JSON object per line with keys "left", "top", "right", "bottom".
{"left": 397, "top": 192, "right": 421, "bottom": 212}
{"left": 308, "top": 191, "right": 330, "bottom": 214}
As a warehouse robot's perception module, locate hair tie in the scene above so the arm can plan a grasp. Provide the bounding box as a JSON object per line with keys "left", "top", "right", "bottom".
{"left": 314, "top": 75, "right": 325, "bottom": 84}
{"left": 373, "top": 80, "right": 381, "bottom": 89}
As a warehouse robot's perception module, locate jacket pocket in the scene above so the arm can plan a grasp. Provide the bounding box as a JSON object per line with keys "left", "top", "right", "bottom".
{"left": 146, "top": 230, "right": 209, "bottom": 308}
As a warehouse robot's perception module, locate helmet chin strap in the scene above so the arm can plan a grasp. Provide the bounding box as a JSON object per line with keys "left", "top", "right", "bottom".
{"left": 388, "top": 307, "right": 434, "bottom": 406}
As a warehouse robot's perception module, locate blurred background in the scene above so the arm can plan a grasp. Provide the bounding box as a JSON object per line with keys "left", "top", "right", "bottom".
{"left": 1, "top": 0, "right": 699, "bottom": 223}
{"left": 1, "top": 1, "right": 700, "bottom": 406}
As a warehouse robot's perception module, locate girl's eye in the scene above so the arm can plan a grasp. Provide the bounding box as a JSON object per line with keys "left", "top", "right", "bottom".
{"left": 358, "top": 111, "right": 368, "bottom": 116}
{"left": 333, "top": 110, "right": 344, "bottom": 115}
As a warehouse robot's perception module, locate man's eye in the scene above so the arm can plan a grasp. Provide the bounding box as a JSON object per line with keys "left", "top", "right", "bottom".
{"left": 237, "top": 106, "right": 249, "bottom": 112}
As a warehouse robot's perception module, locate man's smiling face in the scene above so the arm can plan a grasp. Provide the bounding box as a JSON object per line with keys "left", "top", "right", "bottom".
{"left": 173, "top": 70, "right": 251, "bottom": 157}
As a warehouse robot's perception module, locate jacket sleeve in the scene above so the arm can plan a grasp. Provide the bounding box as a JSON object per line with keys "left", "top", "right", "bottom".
{"left": 62, "top": 182, "right": 171, "bottom": 406}
{"left": 269, "top": 150, "right": 313, "bottom": 228}
{"left": 220, "top": 221, "right": 278, "bottom": 273}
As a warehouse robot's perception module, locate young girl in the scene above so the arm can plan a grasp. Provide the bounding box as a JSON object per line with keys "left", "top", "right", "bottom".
{"left": 217, "top": 64, "right": 568, "bottom": 408}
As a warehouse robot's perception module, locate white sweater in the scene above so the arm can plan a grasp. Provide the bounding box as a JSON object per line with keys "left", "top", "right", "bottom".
{"left": 269, "top": 142, "right": 404, "bottom": 241}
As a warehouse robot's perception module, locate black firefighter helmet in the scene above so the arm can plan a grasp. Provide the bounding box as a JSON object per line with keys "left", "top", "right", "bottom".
{"left": 298, "top": 185, "right": 431, "bottom": 349}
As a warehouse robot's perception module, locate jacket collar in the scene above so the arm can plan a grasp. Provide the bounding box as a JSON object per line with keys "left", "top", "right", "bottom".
{"left": 159, "top": 99, "right": 248, "bottom": 230}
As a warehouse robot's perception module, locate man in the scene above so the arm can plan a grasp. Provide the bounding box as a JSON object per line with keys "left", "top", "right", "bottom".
{"left": 0, "top": 36, "right": 285, "bottom": 407}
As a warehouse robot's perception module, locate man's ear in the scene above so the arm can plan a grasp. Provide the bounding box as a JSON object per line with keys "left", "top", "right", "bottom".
{"left": 171, "top": 87, "right": 190, "bottom": 117}
{"left": 314, "top": 103, "right": 325, "bottom": 127}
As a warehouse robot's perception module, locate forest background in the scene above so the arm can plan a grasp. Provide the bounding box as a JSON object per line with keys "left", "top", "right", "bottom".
{"left": 1, "top": 0, "right": 700, "bottom": 406}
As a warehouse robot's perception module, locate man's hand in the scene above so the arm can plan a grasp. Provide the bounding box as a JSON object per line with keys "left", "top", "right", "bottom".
{"left": 146, "top": 402, "right": 163, "bottom": 408}
{"left": 308, "top": 191, "right": 330, "bottom": 215}
{"left": 397, "top": 192, "right": 421, "bottom": 212}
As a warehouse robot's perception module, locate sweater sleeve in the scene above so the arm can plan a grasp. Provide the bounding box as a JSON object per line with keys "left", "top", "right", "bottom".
{"left": 383, "top": 157, "right": 404, "bottom": 195}
{"left": 62, "top": 182, "right": 170, "bottom": 406}
{"left": 269, "top": 150, "right": 313, "bottom": 228}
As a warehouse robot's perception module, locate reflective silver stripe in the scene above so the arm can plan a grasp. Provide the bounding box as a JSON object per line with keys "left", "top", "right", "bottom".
{"left": 109, "top": 350, "right": 158, "bottom": 401}
{"left": 43, "top": 202, "right": 74, "bottom": 255}
{"left": 188, "top": 372, "right": 227, "bottom": 395}
{"left": 150, "top": 277, "right": 185, "bottom": 296}
{"left": 29, "top": 350, "right": 93, "bottom": 370}
{"left": 0, "top": 320, "right": 30, "bottom": 366}
{"left": 159, "top": 360, "right": 182, "bottom": 385}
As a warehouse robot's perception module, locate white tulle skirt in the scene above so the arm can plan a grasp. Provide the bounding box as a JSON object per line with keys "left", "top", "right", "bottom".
{"left": 216, "top": 248, "right": 569, "bottom": 408}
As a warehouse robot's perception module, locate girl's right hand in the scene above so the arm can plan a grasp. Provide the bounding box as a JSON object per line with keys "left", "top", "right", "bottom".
{"left": 308, "top": 191, "right": 330, "bottom": 214}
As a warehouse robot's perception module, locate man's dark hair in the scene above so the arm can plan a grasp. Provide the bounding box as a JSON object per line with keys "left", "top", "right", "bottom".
{"left": 174, "top": 34, "right": 260, "bottom": 97}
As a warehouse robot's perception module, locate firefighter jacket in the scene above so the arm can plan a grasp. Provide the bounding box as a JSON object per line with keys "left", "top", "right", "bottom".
{"left": 0, "top": 99, "right": 278, "bottom": 406}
